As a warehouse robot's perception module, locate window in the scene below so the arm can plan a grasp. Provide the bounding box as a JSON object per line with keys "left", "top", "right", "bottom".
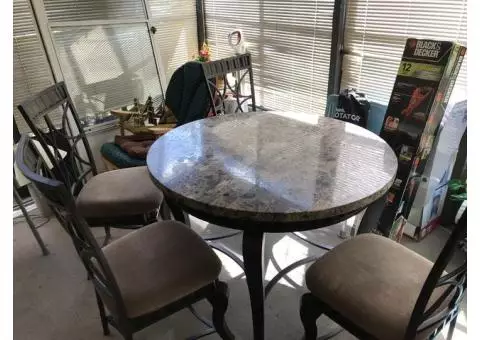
{"left": 13, "top": 0, "right": 198, "bottom": 127}
{"left": 13, "top": 0, "right": 56, "bottom": 133}
{"left": 147, "top": 0, "right": 199, "bottom": 80}
{"left": 43, "top": 0, "right": 163, "bottom": 126}
{"left": 50, "top": 23, "right": 163, "bottom": 125}
{"left": 341, "top": 0, "right": 467, "bottom": 105}
{"left": 204, "top": 0, "right": 335, "bottom": 115}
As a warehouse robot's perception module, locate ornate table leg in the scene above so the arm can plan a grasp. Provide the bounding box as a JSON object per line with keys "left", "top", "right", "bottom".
{"left": 242, "top": 231, "right": 265, "bottom": 340}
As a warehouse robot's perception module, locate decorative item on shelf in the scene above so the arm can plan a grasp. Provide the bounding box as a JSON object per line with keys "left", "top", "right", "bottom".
{"left": 131, "top": 97, "right": 139, "bottom": 112}
{"left": 131, "top": 96, "right": 155, "bottom": 128}
{"left": 126, "top": 97, "right": 146, "bottom": 128}
{"left": 111, "top": 96, "right": 176, "bottom": 137}
{"left": 155, "top": 99, "right": 177, "bottom": 124}
{"left": 146, "top": 96, "right": 156, "bottom": 125}
{"left": 194, "top": 42, "right": 211, "bottom": 62}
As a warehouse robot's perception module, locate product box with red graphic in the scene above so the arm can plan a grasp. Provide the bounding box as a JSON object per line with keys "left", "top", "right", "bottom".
{"left": 375, "top": 38, "right": 466, "bottom": 237}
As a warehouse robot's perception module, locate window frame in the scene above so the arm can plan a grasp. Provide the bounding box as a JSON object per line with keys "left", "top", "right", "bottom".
{"left": 327, "top": 0, "right": 347, "bottom": 95}
{"left": 27, "top": 0, "right": 197, "bottom": 132}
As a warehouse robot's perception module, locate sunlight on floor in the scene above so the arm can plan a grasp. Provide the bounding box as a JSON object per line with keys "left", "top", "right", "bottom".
{"left": 451, "top": 310, "right": 467, "bottom": 340}
{"left": 437, "top": 310, "right": 467, "bottom": 340}
{"left": 265, "top": 235, "right": 310, "bottom": 288}
{"left": 214, "top": 249, "right": 245, "bottom": 279}
{"left": 188, "top": 216, "right": 209, "bottom": 231}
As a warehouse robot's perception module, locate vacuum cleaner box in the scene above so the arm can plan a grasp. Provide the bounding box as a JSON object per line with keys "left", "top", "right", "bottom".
{"left": 375, "top": 38, "right": 466, "bottom": 238}
{"left": 405, "top": 100, "right": 467, "bottom": 240}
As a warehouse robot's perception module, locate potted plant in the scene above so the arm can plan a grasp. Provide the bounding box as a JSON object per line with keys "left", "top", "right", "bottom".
{"left": 440, "top": 178, "right": 466, "bottom": 227}
{"left": 193, "top": 42, "right": 211, "bottom": 62}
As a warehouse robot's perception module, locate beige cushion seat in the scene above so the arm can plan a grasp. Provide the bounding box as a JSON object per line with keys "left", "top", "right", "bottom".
{"left": 76, "top": 166, "right": 163, "bottom": 219}
{"left": 305, "top": 234, "right": 447, "bottom": 340}
{"left": 101, "top": 220, "right": 221, "bottom": 318}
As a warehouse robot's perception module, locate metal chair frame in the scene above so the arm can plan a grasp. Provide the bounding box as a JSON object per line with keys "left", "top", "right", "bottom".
{"left": 201, "top": 54, "right": 256, "bottom": 116}
{"left": 300, "top": 210, "right": 467, "bottom": 340}
{"left": 15, "top": 134, "right": 234, "bottom": 340}
{"left": 16, "top": 82, "right": 165, "bottom": 241}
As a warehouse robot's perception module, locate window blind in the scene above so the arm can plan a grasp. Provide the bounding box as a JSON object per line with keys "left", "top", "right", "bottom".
{"left": 50, "top": 24, "right": 163, "bottom": 123}
{"left": 341, "top": 0, "right": 467, "bottom": 105}
{"left": 43, "top": 0, "right": 146, "bottom": 21}
{"left": 13, "top": 0, "right": 56, "bottom": 133}
{"left": 205, "top": 0, "right": 335, "bottom": 115}
{"left": 147, "top": 0, "right": 198, "bottom": 81}
{"left": 41, "top": 0, "right": 198, "bottom": 125}
{"left": 43, "top": 0, "right": 165, "bottom": 125}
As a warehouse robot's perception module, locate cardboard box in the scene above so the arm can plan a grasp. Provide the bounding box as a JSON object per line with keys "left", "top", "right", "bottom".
{"left": 374, "top": 38, "right": 466, "bottom": 237}
{"left": 405, "top": 100, "right": 467, "bottom": 240}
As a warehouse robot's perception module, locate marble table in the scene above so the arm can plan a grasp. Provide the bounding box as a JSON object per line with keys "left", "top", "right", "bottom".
{"left": 147, "top": 111, "right": 398, "bottom": 340}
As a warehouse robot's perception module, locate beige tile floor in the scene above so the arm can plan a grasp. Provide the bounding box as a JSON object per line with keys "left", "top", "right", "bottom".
{"left": 13, "top": 212, "right": 466, "bottom": 340}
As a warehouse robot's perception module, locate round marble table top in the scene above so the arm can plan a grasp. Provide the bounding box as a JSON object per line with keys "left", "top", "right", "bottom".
{"left": 147, "top": 111, "right": 397, "bottom": 229}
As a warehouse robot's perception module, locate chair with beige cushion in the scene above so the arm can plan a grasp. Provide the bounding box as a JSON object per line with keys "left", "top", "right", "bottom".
{"left": 300, "top": 211, "right": 466, "bottom": 340}
{"left": 16, "top": 134, "right": 234, "bottom": 340}
{"left": 17, "top": 82, "right": 169, "bottom": 242}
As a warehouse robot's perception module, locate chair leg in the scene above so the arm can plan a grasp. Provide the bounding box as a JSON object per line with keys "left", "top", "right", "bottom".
{"left": 446, "top": 314, "right": 458, "bottom": 340}
{"left": 300, "top": 293, "right": 324, "bottom": 340}
{"left": 159, "top": 200, "right": 172, "bottom": 220}
{"left": 103, "top": 226, "right": 112, "bottom": 246}
{"left": 206, "top": 281, "right": 235, "bottom": 340}
{"left": 95, "top": 291, "right": 110, "bottom": 336}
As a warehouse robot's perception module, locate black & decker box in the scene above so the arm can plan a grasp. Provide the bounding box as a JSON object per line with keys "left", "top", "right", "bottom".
{"left": 375, "top": 38, "right": 466, "bottom": 238}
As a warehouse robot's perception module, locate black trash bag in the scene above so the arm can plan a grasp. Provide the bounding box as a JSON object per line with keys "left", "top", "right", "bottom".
{"left": 333, "top": 88, "right": 370, "bottom": 128}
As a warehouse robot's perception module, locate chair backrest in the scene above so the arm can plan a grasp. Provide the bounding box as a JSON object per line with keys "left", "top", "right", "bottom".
{"left": 15, "top": 134, "right": 129, "bottom": 322}
{"left": 17, "top": 82, "right": 98, "bottom": 197}
{"left": 405, "top": 208, "right": 467, "bottom": 339}
{"left": 201, "top": 53, "right": 256, "bottom": 115}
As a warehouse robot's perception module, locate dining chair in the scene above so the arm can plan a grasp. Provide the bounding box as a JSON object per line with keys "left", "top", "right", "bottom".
{"left": 201, "top": 53, "right": 256, "bottom": 115}
{"left": 300, "top": 209, "right": 466, "bottom": 340}
{"left": 16, "top": 82, "right": 169, "bottom": 243}
{"left": 15, "top": 134, "right": 234, "bottom": 340}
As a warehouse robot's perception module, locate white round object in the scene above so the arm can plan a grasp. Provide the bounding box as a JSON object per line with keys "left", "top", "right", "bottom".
{"left": 228, "top": 29, "right": 248, "bottom": 54}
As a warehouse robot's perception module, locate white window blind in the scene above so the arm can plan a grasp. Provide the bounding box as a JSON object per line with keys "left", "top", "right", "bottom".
{"left": 43, "top": 0, "right": 146, "bottom": 21}
{"left": 50, "top": 24, "right": 163, "bottom": 124}
{"left": 13, "top": 0, "right": 56, "bottom": 133}
{"left": 43, "top": 0, "right": 163, "bottom": 125}
{"left": 341, "top": 0, "right": 467, "bottom": 105}
{"left": 147, "top": 0, "right": 198, "bottom": 81}
{"left": 205, "top": 0, "right": 335, "bottom": 115}
{"left": 41, "top": 0, "right": 198, "bottom": 125}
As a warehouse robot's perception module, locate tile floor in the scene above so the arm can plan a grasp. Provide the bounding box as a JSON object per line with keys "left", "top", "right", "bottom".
{"left": 13, "top": 211, "right": 467, "bottom": 340}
